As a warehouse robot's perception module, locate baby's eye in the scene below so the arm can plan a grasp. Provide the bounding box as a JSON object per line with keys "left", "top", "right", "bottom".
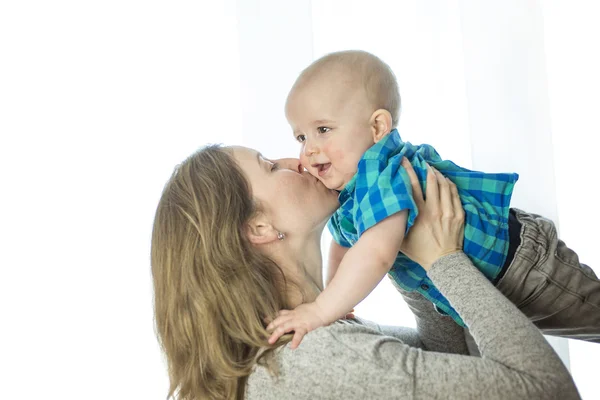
{"left": 295, "top": 134, "right": 306, "bottom": 143}
{"left": 317, "top": 127, "right": 330, "bottom": 134}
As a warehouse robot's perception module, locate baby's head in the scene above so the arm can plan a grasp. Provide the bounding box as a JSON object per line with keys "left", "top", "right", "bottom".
{"left": 285, "top": 50, "right": 400, "bottom": 191}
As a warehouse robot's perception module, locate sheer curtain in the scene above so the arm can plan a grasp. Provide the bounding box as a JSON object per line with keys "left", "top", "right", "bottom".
{"left": 542, "top": 2, "right": 600, "bottom": 398}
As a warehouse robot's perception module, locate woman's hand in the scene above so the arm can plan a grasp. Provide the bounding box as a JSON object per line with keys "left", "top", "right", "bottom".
{"left": 399, "top": 158, "right": 465, "bottom": 271}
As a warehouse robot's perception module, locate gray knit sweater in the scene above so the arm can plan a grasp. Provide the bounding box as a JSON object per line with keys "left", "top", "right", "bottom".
{"left": 246, "top": 252, "right": 580, "bottom": 399}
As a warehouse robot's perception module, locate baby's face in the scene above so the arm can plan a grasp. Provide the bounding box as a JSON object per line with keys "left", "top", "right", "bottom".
{"left": 285, "top": 78, "right": 376, "bottom": 191}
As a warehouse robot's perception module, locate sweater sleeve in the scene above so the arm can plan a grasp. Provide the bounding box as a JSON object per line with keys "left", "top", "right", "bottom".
{"left": 246, "top": 253, "right": 579, "bottom": 400}
{"left": 392, "top": 281, "right": 469, "bottom": 355}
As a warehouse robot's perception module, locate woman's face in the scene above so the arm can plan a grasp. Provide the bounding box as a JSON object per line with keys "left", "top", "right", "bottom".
{"left": 231, "top": 146, "right": 340, "bottom": 237}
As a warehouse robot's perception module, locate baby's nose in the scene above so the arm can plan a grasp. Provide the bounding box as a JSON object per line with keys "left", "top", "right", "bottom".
{"left": 304, "top": 141, "right": 319, "bottom": 156}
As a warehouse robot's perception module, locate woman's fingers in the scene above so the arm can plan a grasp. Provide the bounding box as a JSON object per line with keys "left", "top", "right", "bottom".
{"left": 441, "top": 180, "right": 454, "bottom": 218}
{"left": 402, "top": 157, "right": 424, "bottom": 208}
{"left": 430, "top": 168, "right": 453, "bottom": 218}
{"left": 448, "top": 179, "right": 465, "bottom": 248}
{"left": 448, "top": 179, "right": 464, "bottom": 220}
{"left": 425, "top": 164, "right": 440, "bottom": 211}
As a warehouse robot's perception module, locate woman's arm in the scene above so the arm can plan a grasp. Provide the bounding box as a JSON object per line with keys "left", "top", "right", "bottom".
{"left": 421, "top": 252, "right": 577, "bottom": 398}
{"left": 393, "top": 283, "right": 469, "bottom": 355}
{"left": 248, "top": 253, "right": 579, "bottom": 400}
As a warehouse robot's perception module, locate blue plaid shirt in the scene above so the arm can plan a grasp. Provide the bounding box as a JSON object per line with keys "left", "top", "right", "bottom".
{"left": 327, "top": 129, "right": 519, "bottom": 326}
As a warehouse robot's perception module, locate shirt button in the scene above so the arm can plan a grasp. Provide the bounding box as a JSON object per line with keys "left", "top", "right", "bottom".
{"left": 420, "top": 284, "right": 429, "bottom": 290}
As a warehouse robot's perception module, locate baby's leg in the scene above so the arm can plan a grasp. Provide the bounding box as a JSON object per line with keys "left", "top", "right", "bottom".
{"left": 495, "top": 208, "right": 600, "bottom": 343}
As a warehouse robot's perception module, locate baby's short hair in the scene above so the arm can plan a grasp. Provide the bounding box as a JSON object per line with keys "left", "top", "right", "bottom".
{"left": 297, "top": 50, "right": 401, "bottom": 128}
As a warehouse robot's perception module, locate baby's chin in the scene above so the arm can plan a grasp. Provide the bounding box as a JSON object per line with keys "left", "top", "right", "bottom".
{"left": 320, "top": 178, "right": 348, "bottom": 192}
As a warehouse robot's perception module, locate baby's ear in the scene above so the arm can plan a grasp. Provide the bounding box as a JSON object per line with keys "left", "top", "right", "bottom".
{"left": 370, "top": 109, "right": 393, "bottom": 143}
{"left": 245, "top": 215, "right": 279, "bottom": 245}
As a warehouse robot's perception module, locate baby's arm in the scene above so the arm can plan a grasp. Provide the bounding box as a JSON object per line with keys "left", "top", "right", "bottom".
{"left": 317, "top": 210, "right": 408, "bottom": 321}
{"left": 268, "top": 210, "right": 408, "bottom": 348}
{"left": 326, "top": 241, "right": 349, "bottom": 286}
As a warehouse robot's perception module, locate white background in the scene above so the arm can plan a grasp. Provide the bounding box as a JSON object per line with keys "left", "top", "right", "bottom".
{"left": 1, "top": 1, "right": 598, "bottom": 398}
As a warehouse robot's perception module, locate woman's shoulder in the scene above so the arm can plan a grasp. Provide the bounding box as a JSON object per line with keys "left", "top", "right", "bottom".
{"left": 252, "top": 318, "right": 411, "bottom": 375}
{"left": 249, "top": 319, "right": 417, "bottom": 377}
{"left": 246, "top": 319, "right": 420, "bottom": 399}
{"left": 300, "top": 317, "right": 418, "bottom": 344}
{"left": 277, "top": 318, "right": 396, "bottom": 351}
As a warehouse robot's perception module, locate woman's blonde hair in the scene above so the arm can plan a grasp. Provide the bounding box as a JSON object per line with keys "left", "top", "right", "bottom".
{"left": 151, "top": 145, "right": 292, "bottom": 399}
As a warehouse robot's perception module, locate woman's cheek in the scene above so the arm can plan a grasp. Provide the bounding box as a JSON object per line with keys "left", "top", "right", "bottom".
{"left": 279, "top": 174, "right": 305, "bottom": 197}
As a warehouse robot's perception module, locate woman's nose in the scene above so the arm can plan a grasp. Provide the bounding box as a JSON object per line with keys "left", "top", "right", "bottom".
{"left": 276, "top": 158, "right": 303, "bottom": 173}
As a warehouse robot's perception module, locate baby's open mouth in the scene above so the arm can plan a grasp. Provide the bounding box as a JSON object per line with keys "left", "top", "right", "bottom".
{"left": 312, "top": 162, "right": 332, "bottom": 177}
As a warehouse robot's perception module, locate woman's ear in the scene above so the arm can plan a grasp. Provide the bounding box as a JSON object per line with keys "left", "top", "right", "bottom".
{"left": 369, "top": 109, "right": 393, "bottom": 143}
{"left": 246, "top": 215, "right": 279, "bottom": 245}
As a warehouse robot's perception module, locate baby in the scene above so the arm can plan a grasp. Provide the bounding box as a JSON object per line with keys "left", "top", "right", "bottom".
{"left": 268, "top": 50, "right": 600, "bottom": 348}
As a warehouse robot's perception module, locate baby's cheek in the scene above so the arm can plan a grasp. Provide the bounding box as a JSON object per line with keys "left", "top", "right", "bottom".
{"left": 299, "top": 151, "right": 310, "bottom": 166}
{"left": 324, "top": 144, "right": 351, "bottom": 169}
{"left": 299, "top": 153, "right": 318, "bottom": 176}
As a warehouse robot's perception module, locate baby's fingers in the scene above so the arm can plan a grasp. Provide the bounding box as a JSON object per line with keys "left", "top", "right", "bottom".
{"left": 290, "top": 328, "right": 308, "bottom": 349}
{"left": 266, "top": 311, "right": 291, "bottom": 331}
{"left": 267, "top": 320, "right": 294, "bottom": 344}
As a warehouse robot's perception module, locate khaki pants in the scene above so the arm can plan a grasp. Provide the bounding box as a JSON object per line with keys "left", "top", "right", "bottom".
{"left": 495, "top": 208, "right": 600, "bottom": 343}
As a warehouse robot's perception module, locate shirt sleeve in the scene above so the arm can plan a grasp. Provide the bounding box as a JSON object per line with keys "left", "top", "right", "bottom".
{"left": 327, "top": 211, "right": 352, "bottom": 248}
{"left": 354, "top": 155, "right": 418, "bottom": 237}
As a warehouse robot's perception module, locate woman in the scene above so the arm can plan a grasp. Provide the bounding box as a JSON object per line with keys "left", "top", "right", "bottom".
{"left": 151, "top": 144, "right": 579, "bottom": 400}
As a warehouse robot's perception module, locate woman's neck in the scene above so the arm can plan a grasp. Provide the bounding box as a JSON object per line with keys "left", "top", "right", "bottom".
{"left": 270, "top": 231, "right": 324, "bottom": 308}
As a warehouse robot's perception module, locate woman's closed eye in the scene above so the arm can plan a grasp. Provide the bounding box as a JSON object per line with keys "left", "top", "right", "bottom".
{"left": 270, "top": 162, "right": 280, "bottom": 171}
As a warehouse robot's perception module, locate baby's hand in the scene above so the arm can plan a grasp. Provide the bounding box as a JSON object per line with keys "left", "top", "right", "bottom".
{"left": 267, "top": 302, "right": 331, "bottom": 349}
